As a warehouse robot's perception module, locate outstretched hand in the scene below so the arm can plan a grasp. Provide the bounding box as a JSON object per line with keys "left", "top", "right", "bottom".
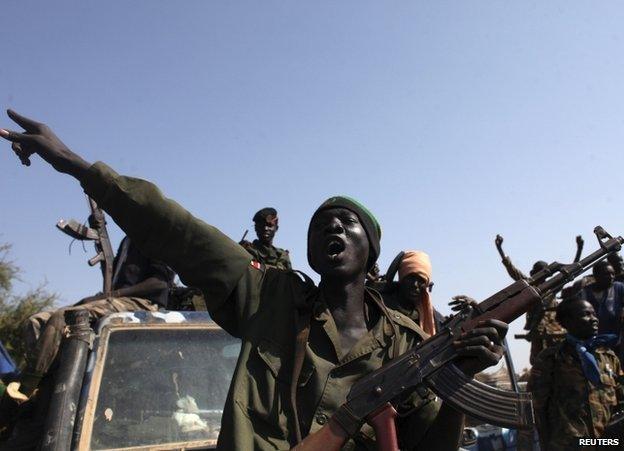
{"left": 453, "top": 319, "right": 508, "bottom": 376}
{"left": 0, "top": 109, "right": 90, "bottom": 179}
{"left": 449, "top": 294, "right": 478, "bottom": 312}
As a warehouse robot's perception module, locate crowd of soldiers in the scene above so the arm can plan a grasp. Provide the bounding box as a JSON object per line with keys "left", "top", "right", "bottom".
{"left": 0, "top": 109, "right": 621, "bottom": 450}
{"left": 495, "top": 236, "right": 624, "bottom": 450}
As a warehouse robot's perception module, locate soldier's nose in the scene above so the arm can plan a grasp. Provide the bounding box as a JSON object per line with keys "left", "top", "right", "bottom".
{"left": 325, "top": 219, "right": 344, "bottom": 234}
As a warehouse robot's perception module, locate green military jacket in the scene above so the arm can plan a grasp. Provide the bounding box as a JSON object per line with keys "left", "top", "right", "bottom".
{"left": 528, "top": 341, "right": 624, "bottom": 450}
{"left": 382, "top": 291, "right": 420, "bottom": 324}
{"left": 241, "top": 239, "right": 292, "bottom": 271}
{"left": 81, "top": 162, "right": 440, "bottom": 451}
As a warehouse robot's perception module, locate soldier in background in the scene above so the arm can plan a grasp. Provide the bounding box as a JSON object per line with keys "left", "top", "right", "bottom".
{"left": 528, "top": 296, "right": 624, "bottom": 450}
{"left": 580, "top": 260, "right": 624, "bottom": 357}
{"left": 495, "top": 234, "right": 566, "bottom": 364}
{"left": 607, "top": 253, "right": 624, "bottom": 283}
{"left": 240, "top": 207, "right": 292, "bottom": 270}
{"left": 383, "top": 251, "right": 441, "bottom": 335}
{"left": 1, "top": 236, "right": 174, "bottom": 419}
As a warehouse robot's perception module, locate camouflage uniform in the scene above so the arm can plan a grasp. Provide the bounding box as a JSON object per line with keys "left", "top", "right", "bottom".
{"left": 526, "top": 298, "right": 566, "bottom": 365}
{"left": 501, "top": 256, "right": 566, "bottom": 364}
{"left": 528, "top": 341, "right": 624, "bottom": 450}
{"left": 241, "top": 239, "right": 292, "bottom": 271}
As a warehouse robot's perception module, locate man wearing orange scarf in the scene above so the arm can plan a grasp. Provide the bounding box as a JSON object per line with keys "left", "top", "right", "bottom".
{"left": 389, "top": 251, "right": 437, "bottom": 336}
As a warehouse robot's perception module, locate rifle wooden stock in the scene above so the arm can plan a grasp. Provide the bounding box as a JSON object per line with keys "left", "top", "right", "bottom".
{"left": 367, "top": 404, "right": 399, "bottom": 451}
{"left": 291, "top": 404, "right": 399, "bottom": 451}
{"left": 291, "top": 417, "right": 349, "bottom": 451}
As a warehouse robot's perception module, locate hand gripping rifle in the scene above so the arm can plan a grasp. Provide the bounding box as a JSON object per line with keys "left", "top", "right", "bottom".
{"left": 293, "top": 226, "right": 623, "bottom": 451}
{"left": 56, "top": 196, "right": 115, "bottom": 295}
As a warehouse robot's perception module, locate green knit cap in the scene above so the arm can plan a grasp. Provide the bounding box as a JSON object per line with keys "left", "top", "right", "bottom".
{"left": 308, "top": 196, "right": 382, "bottom": 270}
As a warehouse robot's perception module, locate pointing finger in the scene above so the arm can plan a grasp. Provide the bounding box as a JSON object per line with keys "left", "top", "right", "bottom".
{"left": 0, "top": 128, "right": 27, "bottom": 143}
{"left": 7, "top": 109, "right": 42, "bottom": 132}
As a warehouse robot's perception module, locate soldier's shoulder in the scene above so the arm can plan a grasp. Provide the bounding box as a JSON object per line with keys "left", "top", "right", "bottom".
{"left": 240, "top": 240, "right": 260, "bottom": 255}
{"left": 385, "top": 307, "right": 428, "bottom": 339}
{"left": 274, "top": 246, "right": 290, "bottom": 256}
{"left": 533, "top": 343, "right": 562, "bottom": 365}
{"left": 264, "top": 267, "right": 315, "bottom": 294}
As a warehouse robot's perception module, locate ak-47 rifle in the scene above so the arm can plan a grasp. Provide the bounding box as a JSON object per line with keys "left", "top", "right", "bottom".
{"left": 293, "top": 226, "right": 623, "bottom": 451}
{"left": 56, "top": 196, "right": 115, "bottom": 295}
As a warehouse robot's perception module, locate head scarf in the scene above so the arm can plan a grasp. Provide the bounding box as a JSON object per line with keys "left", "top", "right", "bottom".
{"left": 399, "top": 251, "right": 435, "bottom": 336}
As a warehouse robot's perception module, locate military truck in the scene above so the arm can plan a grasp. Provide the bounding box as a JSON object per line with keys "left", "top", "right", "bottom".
{"left": 2, "top": 311, "right": 240, "bottom": 451}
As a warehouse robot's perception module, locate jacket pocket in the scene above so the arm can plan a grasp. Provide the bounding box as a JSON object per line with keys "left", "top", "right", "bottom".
{"left": 257, "top": 338, "right": 314, "bottom": 386}
{"left": 235, "top": 338, "right": 313, "bottom": 442}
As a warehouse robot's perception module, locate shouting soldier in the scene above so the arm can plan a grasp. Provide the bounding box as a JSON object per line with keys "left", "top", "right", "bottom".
{"left": 0, "top": 110, "right": 507, "bottom": 450}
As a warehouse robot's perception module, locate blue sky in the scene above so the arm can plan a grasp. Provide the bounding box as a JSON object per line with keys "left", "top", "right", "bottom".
{"left": 2, "top": 1, "right": 624, "bottom": 371}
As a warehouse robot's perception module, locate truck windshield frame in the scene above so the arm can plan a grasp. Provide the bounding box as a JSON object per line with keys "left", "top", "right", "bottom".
{"left": 77, "top": 320, "right": 240, "bottom": 451}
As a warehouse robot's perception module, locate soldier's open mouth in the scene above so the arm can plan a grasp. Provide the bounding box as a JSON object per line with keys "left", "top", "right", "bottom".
{"left": 326, "top": 238, "right": 346, "bottom": 260}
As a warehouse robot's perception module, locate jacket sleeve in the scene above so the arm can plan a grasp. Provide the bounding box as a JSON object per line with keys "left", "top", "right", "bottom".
{"left": 501, "top": 256, "right": 527, "bottom": 282}
{"left": 81, "top": 162, "right": 256, "bottom": 335}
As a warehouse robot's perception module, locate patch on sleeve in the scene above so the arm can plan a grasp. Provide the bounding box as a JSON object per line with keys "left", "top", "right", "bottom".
{"left": 250, "top": 260, "right": 262, "bottom": 270}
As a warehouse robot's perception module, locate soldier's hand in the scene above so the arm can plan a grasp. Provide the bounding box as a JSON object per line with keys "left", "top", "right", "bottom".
{"left": 449, "top": 294, "right": 478, "bottom": 312}
{"left": 0, "top": 109, "right": 90, "bottom": 179}
{"left": 453, "top": 319, "right": 508, "bottom": 376}
{"left": 495, "top": 234, "right": 503, "bottom": 248}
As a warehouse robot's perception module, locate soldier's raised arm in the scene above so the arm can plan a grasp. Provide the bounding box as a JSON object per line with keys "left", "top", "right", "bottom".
{"left": 1, "top": 110, "right": 254, "bottom": 335}
{"left": 494, "top": 234, "right": 527, "bottom": 281}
